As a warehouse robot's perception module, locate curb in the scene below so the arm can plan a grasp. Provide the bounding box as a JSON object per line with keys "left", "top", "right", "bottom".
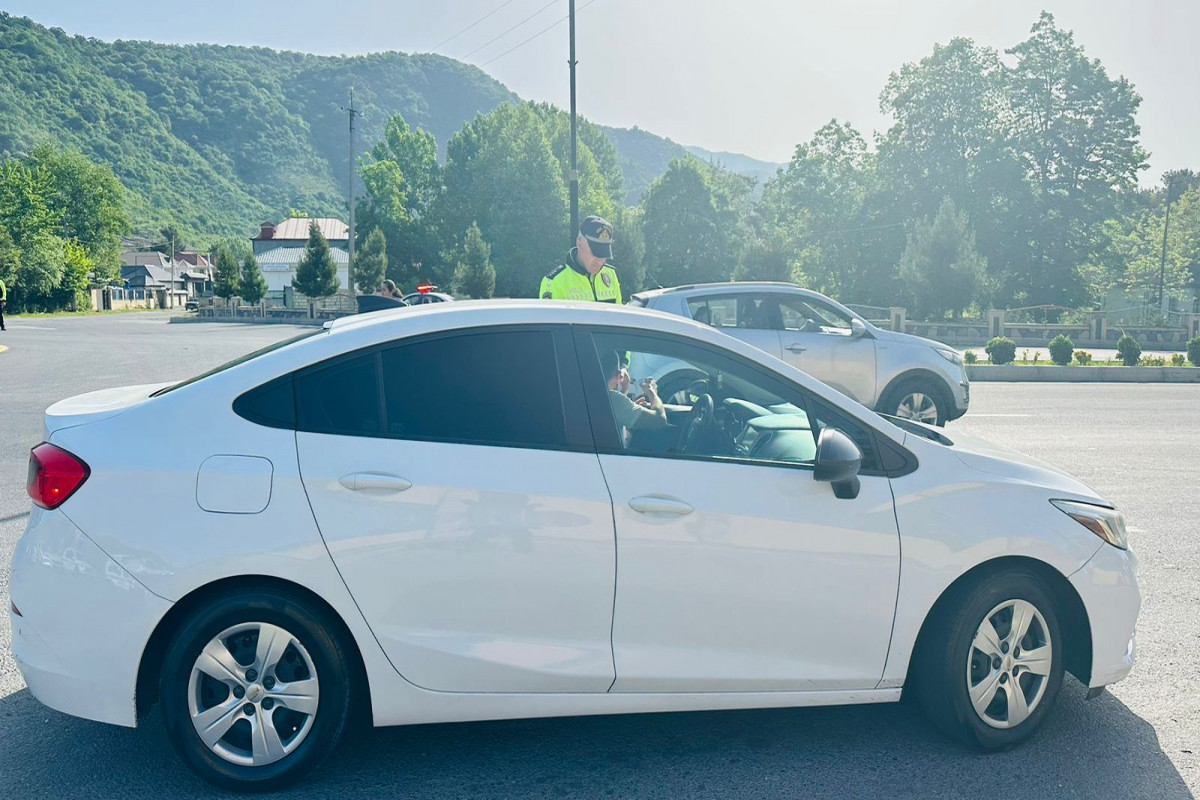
{"left": 168, "top": 316, "right": 324, "bottom": 327}
{"left": 967, "top": 365, "right": 1200, "bottom": 383}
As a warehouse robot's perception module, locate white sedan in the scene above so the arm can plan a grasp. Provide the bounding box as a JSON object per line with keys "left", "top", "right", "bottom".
{"left": 10, "top": 301, "right": 1139, "bottom": 791}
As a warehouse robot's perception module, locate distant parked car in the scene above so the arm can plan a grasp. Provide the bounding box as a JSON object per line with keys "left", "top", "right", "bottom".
{"left": 402, "top": 285, "right": 453, "bottom": 305}
{"left": 630, "top": 282, "right": 968, "bottom": 426}
{"left": 356, "top": 294, "right": 407, "bottom": 314}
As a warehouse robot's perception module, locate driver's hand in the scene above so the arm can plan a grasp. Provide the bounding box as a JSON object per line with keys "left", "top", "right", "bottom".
{"left": 640, "top": 378, "right": 661, "bottom": 405}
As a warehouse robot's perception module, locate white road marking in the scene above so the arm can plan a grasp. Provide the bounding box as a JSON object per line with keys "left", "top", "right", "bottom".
{"left": 964, "top": 414, "right": 1034, "bottom": 418}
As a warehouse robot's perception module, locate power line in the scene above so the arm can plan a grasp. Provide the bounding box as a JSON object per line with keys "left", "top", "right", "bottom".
{"left": 459, "top": 0, "right": 561, "bottom": 60}
{"left": 480, "top": 0, "right": 598, "bottom": 67}
{"left": 430, "top": 0, "right": 519, "bottom": 52}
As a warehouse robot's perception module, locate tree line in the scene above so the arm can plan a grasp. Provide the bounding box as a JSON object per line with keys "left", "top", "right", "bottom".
{"left": 349, "top": 13, "right": 1199, "bottom": 318}
{"left": 0, "top": 144, "right": 129, "bottom": 312}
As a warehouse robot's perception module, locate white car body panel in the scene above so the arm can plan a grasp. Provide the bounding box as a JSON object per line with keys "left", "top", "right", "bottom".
{"left": 8, "top": 301, "right": 1138, "bottom": 735}
{"left": 599, "top": 455, "right": 899, "bottom": 692}
{"left": 296, "top": 434, "right": 618, "bottom": 693}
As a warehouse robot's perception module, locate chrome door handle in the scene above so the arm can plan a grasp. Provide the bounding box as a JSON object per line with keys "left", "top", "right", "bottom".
{"left": 628, "top": 496, "right": 694, "bottom": 516}
{"left": 339, "top": 473, "right": 412, "bottom": 492}
{"left": 786, "top": 343, "right": 807, "bottom": 354}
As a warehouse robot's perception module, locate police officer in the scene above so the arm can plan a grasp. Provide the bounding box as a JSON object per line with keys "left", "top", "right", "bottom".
{"left": 539, "top": 215, "right": 622, "bottom": 303}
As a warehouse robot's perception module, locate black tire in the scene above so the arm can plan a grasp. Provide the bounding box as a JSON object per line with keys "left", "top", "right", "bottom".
{"left": 160, "top": 587, "right": 355, "bottom": 792}
{"left": 879, "top": 377, "right": 952, "bottom": 427}
{"left": 912, "top": 568, "right": 1065, "bottom": 751}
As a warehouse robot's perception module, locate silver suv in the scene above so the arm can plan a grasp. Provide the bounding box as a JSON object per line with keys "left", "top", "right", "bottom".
{"left": 630, "top": 282, "right": 968, "bottom": 425}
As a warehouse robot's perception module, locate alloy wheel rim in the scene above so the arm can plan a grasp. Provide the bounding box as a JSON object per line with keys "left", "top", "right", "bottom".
{"left": 896, "top": 392, "right": 939, "bottom": 424}
{"left": 187, "top": 622, "right": 320, "bottom": 766}
{"left": 966, "top": 598, "right": 1053, "bottom": 729}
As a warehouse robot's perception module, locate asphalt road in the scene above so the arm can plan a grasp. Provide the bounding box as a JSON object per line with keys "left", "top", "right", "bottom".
{"left": 0, "top": 312, "right": 1196, "bottom": 799}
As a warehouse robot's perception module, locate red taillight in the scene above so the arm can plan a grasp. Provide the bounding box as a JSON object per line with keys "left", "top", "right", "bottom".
{"left": 27, "top": 443, "right": 90, "bottom": 510}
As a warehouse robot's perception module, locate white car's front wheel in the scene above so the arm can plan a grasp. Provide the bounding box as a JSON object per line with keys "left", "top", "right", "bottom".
{"left": 913, "top": 569, "right": 1066, "bottom": 749}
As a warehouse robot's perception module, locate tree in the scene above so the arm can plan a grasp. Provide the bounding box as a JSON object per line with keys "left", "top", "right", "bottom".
{"left": 897, "top": 198, "right": 986, "bottom": 319}
{"left": 1005, "top": 13, "right": 1148, "bottom": 306}
{"left": 355, "top": 228, "right": 388, "bottom": 295}
{"left": 29, "top": 143, "right": 129, "bottom": 284}
{"left": 153, "top": 223, "right": 186, "bottom": 254}
{"left": 357, "top": 114, "right": 445, "bottom": 291}
{"left": 292, "top": 221, "right": 339, "bottom": 298}
{"left": 760, "top": 121, "right": 895, "bottom": 302}
{"left": 0, "top": 225, "right": 19, "bottom": 288}
{"left": 641, "top": 156, "right": 745, "bottom": 288}
{"left": 735, "top": 230, "right": 793, "bottom": 282}
{"left": 212, "top": 242, "right": 240, "bottom": 299}
{"left": 239, "top": 252, "right": 267, "bottom": 304}
{"left": 451, "top": 223, "right": 496, "bottom": 299}
{"left": 442, "top": 103, "right": 567, "bottom": 297}
{"left": 876, "top": 39, "right": 1025, "bottom": 306}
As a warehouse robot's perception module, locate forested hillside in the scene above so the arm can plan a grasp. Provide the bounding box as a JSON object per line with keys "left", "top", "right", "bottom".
{"left": 0, "top": 14, "right": 774, "bottom": 237}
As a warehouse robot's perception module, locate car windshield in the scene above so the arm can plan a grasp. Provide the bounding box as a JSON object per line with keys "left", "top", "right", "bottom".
{"left": 150, "top": 329, "right": 323, "bottom": 397}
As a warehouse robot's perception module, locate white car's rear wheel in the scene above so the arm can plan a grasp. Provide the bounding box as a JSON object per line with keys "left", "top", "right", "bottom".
{"left": 913, "top": 569, "right": 1065, "bottom": 749}
{"left": 161, "top": 588, "right": 354, "bottom": 791}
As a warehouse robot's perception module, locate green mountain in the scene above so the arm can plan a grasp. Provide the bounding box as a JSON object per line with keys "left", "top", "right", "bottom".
{"left": 0, "top": 13, "right": 777, "bottom": 238}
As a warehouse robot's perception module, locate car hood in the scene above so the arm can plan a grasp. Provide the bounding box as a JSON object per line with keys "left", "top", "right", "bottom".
{"left": 900, "top": 423, "right": 1108, "bottom": 505}
{"left": 871, "top": 326, "right": 946, "bottom": 351}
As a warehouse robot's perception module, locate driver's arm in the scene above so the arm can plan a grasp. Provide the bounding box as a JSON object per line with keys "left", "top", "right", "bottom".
{"left": 632, "top": 378, "right": 669, "bottom": 427}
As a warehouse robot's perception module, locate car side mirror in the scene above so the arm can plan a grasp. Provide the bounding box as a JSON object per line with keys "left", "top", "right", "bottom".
{"left": 851, "top": 318, "right": 868, "bottom": 338}
{"left": 813, "top": 427, "right": 862, "bottom": 499}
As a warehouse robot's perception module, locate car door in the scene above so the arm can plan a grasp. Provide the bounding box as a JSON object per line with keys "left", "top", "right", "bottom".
{"left": 686, "top": 294, "right": 783, "bottom": 360}
{"left": 584, "top": 328, "right": 900, "bottom": 693}
{"left": 295, "top": 325, "right": 617, "bottom": 694}
{"left": 776, "top": 294, "right": 878, "bottom": 406}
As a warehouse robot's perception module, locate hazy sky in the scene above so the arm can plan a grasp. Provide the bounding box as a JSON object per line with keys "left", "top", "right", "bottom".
{"left": 11, "top": 0, "right": 1197, "bottom": 184}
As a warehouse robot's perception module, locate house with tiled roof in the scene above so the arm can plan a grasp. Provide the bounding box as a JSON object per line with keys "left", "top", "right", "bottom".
{"left": 252, "top": 218, "right": 350, "bottom": 293}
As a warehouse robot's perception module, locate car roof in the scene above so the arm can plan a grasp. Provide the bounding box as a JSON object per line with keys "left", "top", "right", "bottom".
{"left": 633, "top": 282, "right": 827, "bottom": 300}
{"left": 325, "top": 298, "right": 697, "bottom": 336}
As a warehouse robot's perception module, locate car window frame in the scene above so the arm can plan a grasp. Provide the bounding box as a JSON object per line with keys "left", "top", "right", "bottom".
{"left": 687, "top": 292, "right": 782, "bottom": 331}
{"left": 572, "top": 325, "right": 912, "bottom": 477}
{"left": 282, "top": 324, "right": 595, "bottom": 453}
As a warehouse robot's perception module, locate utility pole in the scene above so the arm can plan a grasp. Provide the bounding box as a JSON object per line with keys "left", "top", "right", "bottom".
{"left": 1158, "top": 176, "right": 1176, "bottom": 310}
{"left": 568, "top": 0, "right": 579, "bottom": 244}
{"left": 170, "top": 232, "right": 176, "bottom": 308}
{"left": 343, "top": 87, "right": 360, "bottom": 297}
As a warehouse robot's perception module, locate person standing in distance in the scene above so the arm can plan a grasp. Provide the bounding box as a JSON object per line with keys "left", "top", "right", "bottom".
{"left": 0, "top": 275, "right": 7, "bottom": 331}
{"left": 539, "top": 215, "right": 622, "bottom": 303}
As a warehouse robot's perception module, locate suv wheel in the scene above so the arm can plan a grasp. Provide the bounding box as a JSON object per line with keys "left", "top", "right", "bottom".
{"left": 880, "top": 378, "right": 950, "bottom": 426}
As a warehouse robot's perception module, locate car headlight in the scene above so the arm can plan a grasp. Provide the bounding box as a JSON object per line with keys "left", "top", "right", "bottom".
{"left": 934, "top": 348, "right": 963, "bottom": 367}
{"left": 1051, "top": 500, "right": 1128, "bottom": 549}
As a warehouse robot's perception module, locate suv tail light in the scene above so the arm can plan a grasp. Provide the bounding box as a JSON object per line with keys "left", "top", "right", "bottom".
{"left": 27, "top": 443, "right": 90, "bottom": 510}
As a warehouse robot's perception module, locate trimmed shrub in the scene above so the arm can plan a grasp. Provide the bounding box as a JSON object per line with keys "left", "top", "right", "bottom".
{"left": 964, "top": 350, "right": 979, "bottom": 364}
{"left": 1188, "top": 336, "right": 1200, "bottom": 366}
{"left": 1171, "top": 353, "right": 1187, "bottom": 367}
{"left": 1116, "top": 334, "right": 1142, "bottom": 366}
{"left": 986, "top": 336, "right": 1017, "bottom": 365}
{"left": 1048, "top": 334, "right": 1074, "bottom": 365}
{"left": 1074, "top": 350, "right": 1093, "bottom": 366}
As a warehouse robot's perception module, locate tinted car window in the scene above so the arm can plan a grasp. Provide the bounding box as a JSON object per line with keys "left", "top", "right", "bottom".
{"left": 779, "top": 296, "right": 853, "bottom": 334}
{"left": 295, "top": 353, "right": 382, "bottom": 435}
{"left": 589, "top": 330, "right": 882, "bottom": 472}
{"left": 689, "top": 294, "right": 783, "bottom": 330}
{"left": 381, "top": 329, "right": 567, "bottom": 449}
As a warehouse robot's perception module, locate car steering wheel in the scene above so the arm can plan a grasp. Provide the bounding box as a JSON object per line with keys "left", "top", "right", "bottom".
{"left": 678, "top": 393, "right": 714, "bottom": 453}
